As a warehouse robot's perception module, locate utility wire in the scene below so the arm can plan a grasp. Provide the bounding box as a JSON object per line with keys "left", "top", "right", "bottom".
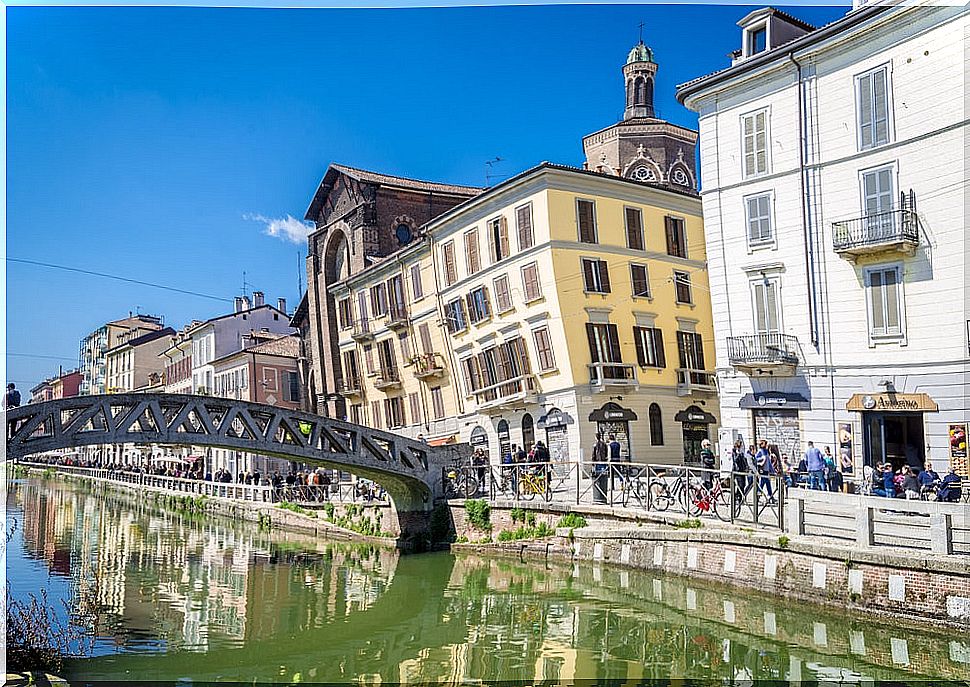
{"left": 7, "top": 353, "right": 79, "bottom": 362}
{"left": 6, "top": 257, "right": 233, "bottom": 303}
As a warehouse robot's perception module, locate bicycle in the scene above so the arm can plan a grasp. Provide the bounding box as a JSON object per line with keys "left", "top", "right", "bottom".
{"left": 517, "top": 467, "right": 550, "bottom": 501}
{"left": 444, "top": 466, "right": 479, "bottom": 498}
{"left": 649, "top": 470, "right": 705, "bottom": 516}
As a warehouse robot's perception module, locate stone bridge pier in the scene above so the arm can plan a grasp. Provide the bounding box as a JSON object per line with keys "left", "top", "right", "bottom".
{"left": 6, "top": 394, "right": 460, "bottom": 539}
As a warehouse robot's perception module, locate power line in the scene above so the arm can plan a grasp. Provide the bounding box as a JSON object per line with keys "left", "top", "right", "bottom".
{"left": 7, "top": 353, "right": 78, "bottom": 362}
{"left": 6, "top": 257, "right": 233, "bottom": 303}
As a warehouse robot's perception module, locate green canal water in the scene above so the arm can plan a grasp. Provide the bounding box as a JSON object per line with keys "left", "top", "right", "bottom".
{"left": 6, "top": 476, "right": 970, "bottom": 685}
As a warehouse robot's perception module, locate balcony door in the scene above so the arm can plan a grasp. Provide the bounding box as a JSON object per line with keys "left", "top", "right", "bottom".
{"left": 862, "top": 166, "right": 895, "bottom": 239}
{"left": 377, "top": 339, "right": 396, "bottom": 375}
{"left": 586, "top": 323, "right": 624, "bottom": 381}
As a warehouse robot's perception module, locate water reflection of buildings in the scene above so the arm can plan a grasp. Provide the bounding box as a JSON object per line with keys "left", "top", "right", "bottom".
{"left": 14, "top": 480, "right": 398, "bottom": 657}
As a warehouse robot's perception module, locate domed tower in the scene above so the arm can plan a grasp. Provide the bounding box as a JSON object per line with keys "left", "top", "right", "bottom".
{"left": 583, "top": 39, "right": 698, "bottom": 193}
{"left": 624, "top": 41, "right": 657, "bottom": 119}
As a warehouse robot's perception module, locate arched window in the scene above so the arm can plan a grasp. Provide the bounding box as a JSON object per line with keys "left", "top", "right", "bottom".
{"left": 626, "top": 79, "right": 635, "bottom": 108}
{"left": 522, "top": 413, "right": 535, "bottom": 450}
{"left": 497, "top": 419, "right": 511, "bottom": 460}
{"left": 649, "top": 403, "right": 664, "bottom": 446}
{"left": 634, "top": 78, "right": 647, "bottom": 106}
{"left": 644, "top": 78, "right": 654, "bottom": 110}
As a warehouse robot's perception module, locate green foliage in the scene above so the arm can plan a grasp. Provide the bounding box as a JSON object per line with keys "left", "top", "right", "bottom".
{"left": 556, "top": 512, "right": 588, "bottom": 529}
{"left": 525, "top": 511, "right": 536, "bottom": 527}
{"left": 455, "top": 535, "right": 469, "bottom": 544}
{"left": 672, "top": 518, "right": 703, "bottom": 530}
{"left": 277, "top": 501, "right": 317, "bottom": 518}
{"left": 321, "top": 503, "right": 394, "bottom": 538}
{"left": 42, "top": 468, "right": 56, "bottom": 480}
{"left": 9, "top": 464, "right": 28, "bottom": 478}
{"left": 496, "top": 522, "right": 556, "bottom": 542}
{"left": 510, "top": 507, "right": 526, "bottom": 523}
{"left": 322, "top": 502, "right": 336, "bottom": 520}
{"left": 465, "top": 499, "right": 491, "bottom": 531}
{"left": 257, "top": 512, "right": 272, "bottom": 531}
{"left": 778, "top": 535, "right": 790, "bottom": 549}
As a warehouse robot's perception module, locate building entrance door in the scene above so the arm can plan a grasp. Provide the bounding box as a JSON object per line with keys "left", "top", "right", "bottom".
{"left": 681, "top": 423, "right": 710, "bottom": 465}
{"left": 864, "top": 412, "right": 925, "bottom": 471}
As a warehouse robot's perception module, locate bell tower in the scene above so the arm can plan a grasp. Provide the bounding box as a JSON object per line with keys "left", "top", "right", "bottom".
{"left": 582, "top": 37, "right": 699, "bottom": 193}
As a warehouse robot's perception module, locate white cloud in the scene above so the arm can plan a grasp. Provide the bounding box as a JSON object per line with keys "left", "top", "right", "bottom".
{"left": 244, "top": 213, "right": 313, "bottom": 244}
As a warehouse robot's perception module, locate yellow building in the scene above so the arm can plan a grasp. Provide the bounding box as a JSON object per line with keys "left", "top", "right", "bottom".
{"left": 427, "top": 163, "right": 717, "bottom": 465}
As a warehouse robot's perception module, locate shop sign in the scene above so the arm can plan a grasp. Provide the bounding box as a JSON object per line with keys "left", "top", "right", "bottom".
{"left": 846, "top": 393, "right": 938, "bottom": 412}
{"left": 950, "top": 424, "right": 967, "bottom": 460}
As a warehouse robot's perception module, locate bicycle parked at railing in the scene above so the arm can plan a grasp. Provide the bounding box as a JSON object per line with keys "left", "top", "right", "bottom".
{"left": 517, "top": 465, "right": 551, "bottom": 501}
{"left": 443, "top": 465, "right": 479, "bottom": 499}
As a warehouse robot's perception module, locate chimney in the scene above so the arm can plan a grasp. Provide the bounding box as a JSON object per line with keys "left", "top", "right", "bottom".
{"left": 253, "top": 291, "right": 265, "bottom": 307}
{"left": 234, "top": 297, "right": 244, "bottom": 313}
{"left": 241, "top": 296, "right": 251, "bottom": 311}
{"left": 277, "top": 297, "right": 287, "bottom": 314}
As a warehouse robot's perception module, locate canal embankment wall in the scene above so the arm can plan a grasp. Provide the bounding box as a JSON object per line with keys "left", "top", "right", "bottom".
{"left": 447, "top": 500, "right": 970, "bottom": 630}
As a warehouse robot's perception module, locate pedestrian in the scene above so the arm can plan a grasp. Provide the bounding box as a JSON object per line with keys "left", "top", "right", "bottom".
{"left": 591, "top": 432, "right": 608, "bottom": 476}
{"left": 4, "top": 383, "right": 21, "bottom": 409}
{"left": 804, "top": 441, "right": 826, "bottom": 490}
{"left": 936, "top": 467, "right": 962, "bottom": 502}
{"left": 756, "top": 440, "right": 776, "bottom": 503}
{"left": 824, "top": 447, "right": 842, "bottom": 492}
{"left": 699, "top": 439, "right": 716, "bottom": 489}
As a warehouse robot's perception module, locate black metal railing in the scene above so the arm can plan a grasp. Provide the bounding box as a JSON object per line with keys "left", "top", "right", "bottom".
{"left": 588, "top": 363, "right": 637, "bottom": 386}
{"left": 351, "top": 318, "right": 372, "bottom": 339}
{"left": 832, "top": 208, "right": 918, "bottom": 253}
{"left": 387, "top": 302, "right": 409, "bottom": 327}
{"left": 727, "top": 333, "right": 799, "bottom": 367}
{"left": 412, "top": 353, "right": 445, "bottom": 378}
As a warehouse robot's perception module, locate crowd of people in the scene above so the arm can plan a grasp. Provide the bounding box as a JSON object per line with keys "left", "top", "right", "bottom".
{"left": 862, "top": 461, "right": 962, "bottom": 502}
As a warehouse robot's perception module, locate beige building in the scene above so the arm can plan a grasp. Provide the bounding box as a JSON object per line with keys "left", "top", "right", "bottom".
{"left": 78, "top": 314, "right": 165, "bottom": 395}
{"left": 104, "top": 328, "right": 175, "bottom": 394}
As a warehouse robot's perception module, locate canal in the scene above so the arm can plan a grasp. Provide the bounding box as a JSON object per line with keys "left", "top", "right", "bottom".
{"left": 7, "top": 476, "right": 970, "bottom": 685}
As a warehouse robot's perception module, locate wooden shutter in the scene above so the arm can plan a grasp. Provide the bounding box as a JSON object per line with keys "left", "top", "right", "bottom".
{"left": 692, "top": 333, "right": 705, "bottom": 370}
{"left": 357, "top": 291, "right": 368, "bottom": 323}
{"left": 606, "top": 324, "right": 622, "bottom": 363}
{"left": 625, "top": 208, "right": 644, "bottom": 250}
{"left": 582, "top": 259, "right": 596, "bottom": 291}
{"left": 409, "top": 393, "right": 421, "bottom": 426}
{"left": 577, "top": 199, "right": 596, "bottom": 242}
{"left": 653, "top": 328, "right": 666, "bottom": 368}
{"left": 465, "top": 230, "right": 480, "bottom": 274}
{"left": 443, "top": 241, "right": 457, "bottom": 285}
{"left": 585, "top": 323, "right": 600, "bottom": 363}
{"left": 598, "top": 260, "right": 611, "bottom": 293}
{"left": 631, "top": 264, "right": 648, "bottom": 297}
{"left": 419, "top": 323, "right": 433, "bottom": 355}
{"left": 498, "top": 216, "right": 509, "bottom": 260}
{"left": 634, "top": 327, "right": 646, "bottom": 366}
{"left": 517, "top": 204, "right": 533, "bottom": 249}
{"left": 676, "top": 331, "right": 688, "bottom": 369}
{"left": 494, "top": 275, "right": 511, "bottom": 311}
{"left": 523, "top": 263, "right": 540, "bottom": 301}
{"left": 364, "top": 344, "right": 374, "bottom": 374}
{"left": 410, "top": 264, "right": 423, "bottom": 299}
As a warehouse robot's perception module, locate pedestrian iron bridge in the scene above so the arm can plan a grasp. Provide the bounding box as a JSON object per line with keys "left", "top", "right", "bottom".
{"left": 5, "top": 393, "right": 454, "bottom": 528}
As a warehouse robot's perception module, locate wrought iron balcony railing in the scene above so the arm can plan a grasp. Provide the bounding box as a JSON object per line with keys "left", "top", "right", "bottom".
{"left": 374, "top": 367, "right": 401, "bottom": 390}
{"left": 387, "top": 302, "right": 409, "bottom": 330}
{"left": 832, "top": 208, "right": 919, "bottom": 259}
{"left": 336, "top": 376, "right": 362, "bottom": 397}
{"left": 676, "top": 368, "right": 716, "bottom": 395}
{"left": 588, "top": 362, "right": 638, "bottom": 388}
{"left": 473, "top": 374, "right": 537, "bottom": 410}
{"left": 411, "top": 352, "right": 445, "bottom": 379}
{"left": 727, "top": 333, "right": 799, "bottom": 374}
{"left": 351, "top": 318, "right": 373, "bottom": 341}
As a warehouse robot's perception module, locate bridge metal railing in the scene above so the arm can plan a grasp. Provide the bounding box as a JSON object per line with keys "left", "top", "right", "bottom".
{"left": 441, "top": 461, "right": 786, "bottom": 530}
{"left": 15, "top": 462, "right": 389, "bottom": 507}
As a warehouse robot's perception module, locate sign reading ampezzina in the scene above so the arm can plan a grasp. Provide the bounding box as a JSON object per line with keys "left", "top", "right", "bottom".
{"left": 846, "top": 393, "right": 939, "bottom": 412}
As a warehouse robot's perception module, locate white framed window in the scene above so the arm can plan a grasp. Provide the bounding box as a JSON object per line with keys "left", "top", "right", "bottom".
{"left": 673, "top": 270, "right": 692, "bottom": 305}
{"left": 493, "top": 274, "right": 513, "bottom": 313}
{"left": 576, "top": 198, "right": 598, "bottom": 244}
{"left": 745, "top": 23, "right": 767, "bottom": 57}
{"left": 515, "top": 202, "right": 534, "bottom": 251}
{"left": 745, "top": 193, "right": 774, "bottom": 248}
{"left": 410, "top": 264, "right": 424, "bottom": 301}
{"left": 865, "top": 264, "right": 904, "bottom": 340}
{"left": 466, "top": 286, "right": 491, "bottom": 324}
{"left": 521, "top": 262, "right": 542, "bottom": 302}
{"left": 856, "top": 64, "right": 891, "bottom": 151}
{"left": 582, "top": 258, "right": 610, "bottom": 293}
{"left": 751, "top": 277, "right": 782, "bottom": 335}
{"left": 860, "top": 164, "right": 896, "bottom": 239}
{"left": 532, "top": 326, "right": 556, "bottom": 372}
{"left": 741, "top": 108, "right": 769, "bottom": 178}
{"left": 630, "top": 264, "right": 651, "bottom": 298}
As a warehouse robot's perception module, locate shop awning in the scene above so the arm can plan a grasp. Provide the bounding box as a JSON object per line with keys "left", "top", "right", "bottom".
{"left": 846, "top": 392, "right": 938, "bottom": 412}
{"left": 427, "top": 435, "right": 457, "bottom": 447}
{"left": 674, "top": 405, "right": 717, "bottom": 424}
{"left": 739, "top": 391, "right": 811, "bottom": 410}
{"left": 537, "top": 408, "right": 571, "bottom": 430}
{"left": 588, "top": 402, "right": 638, "bottom": 423}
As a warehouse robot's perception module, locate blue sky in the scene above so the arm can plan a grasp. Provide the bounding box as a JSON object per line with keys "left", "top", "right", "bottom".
{"left": 6, "top": 3, "right": 848, "bottom": 391}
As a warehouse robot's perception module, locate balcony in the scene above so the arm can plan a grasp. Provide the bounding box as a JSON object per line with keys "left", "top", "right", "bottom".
{"left": 676, "top": 368, "right": 717, "bottom": 396}
{"left": 374, "top": 367, "right": 401, "bottom": 391}
{"left": 588, "top": 363, "right": 639, "bottom": 390}
{"left": 351, "top": 318, "right": 374, "bottom": 342}
{"left": 473, "top": 374, "right": 538, "bottom": 413}
{"left": 336, "top": 376, "right": 363, "bottom": 398}
{"left": 387, "top": 302, "right": 409, "bottom": 331}
{"left": 832, "top": 208, "right": 919, "bottom": 262}
{"left": 411, "top": 352, "right": 446, "bottom": 380}
{"left": 726, "top": 333, "right": 799, "bottom": 376}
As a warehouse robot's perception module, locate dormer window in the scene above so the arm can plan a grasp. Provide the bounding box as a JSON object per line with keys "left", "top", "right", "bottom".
{"left": 747, "top": 24, "right": 767, "bottom": 56}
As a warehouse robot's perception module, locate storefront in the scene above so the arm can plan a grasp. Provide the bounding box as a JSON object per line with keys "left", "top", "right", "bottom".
{"left": 537, "top": 407, "right": 572, "bottom": 471}
{"left": 588, "top": 402, "right": 637, "bottom": 460}
{"left": 674, "top": 405, "right": 717, "bottom": 464}
{"left": 470, "top": 425, "right": 490, "bottom": 461}
{"left": 496, "top": 419, "right": 511, "bottom": 461}
{"left": 739, "top": 391, "right": 810, "bottom": 461}
{"left": 847, "top": 392, "right": 938, "bottom": 471}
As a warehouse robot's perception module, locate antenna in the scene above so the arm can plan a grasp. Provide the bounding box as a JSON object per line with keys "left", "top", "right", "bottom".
{"left": 241, "top": 271, "right": 252, "bottom": 298}
{"left": 484, "top": 157, "right": 505, "bottom": 187}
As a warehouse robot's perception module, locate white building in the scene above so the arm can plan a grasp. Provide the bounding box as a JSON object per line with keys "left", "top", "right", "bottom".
{"left": 676, "top": 2, "right": 969, "bottom": 473}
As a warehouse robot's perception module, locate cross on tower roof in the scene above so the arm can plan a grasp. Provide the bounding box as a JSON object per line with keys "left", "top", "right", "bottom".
{"left": 638, "top": 21, "right": 645, "bottom": 43}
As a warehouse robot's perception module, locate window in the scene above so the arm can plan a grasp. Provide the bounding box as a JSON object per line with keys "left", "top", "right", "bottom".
{"left": 866, "top": 265, "right": 903, "bottom": 338}
{"left": 350, "top": 404, "right": 362, "bottom": 425}
{"left": 532, "top": 326, "right": 556, "bottom": 371}
{"left": 676, "top": 331, "right": 706, "bottom": 370}
{"left": 387, "top": 275, "right": 405, "bottom": 315}
{"left": 464, "top": 229, "right": 481, "bottom": 275}
{"left": 516, "top": 203, "right": 534, "bottom": 250}
{"left": 747, "top": 25, "right": 767, "bottom": 55}
{"left": 442, "top": 241, "right": 458, "bottom": 286}
{"left": 857, "top": 65, "right": 890, "bottom": 150}
{"left": 493, "top": 275, "right": 513, "bottom": 313}
{"left": 418, "top": 322, "right": 434, "bottom": 355}
{"left": 444, "top": 298, "right": 468, "bottom": 334}
{"left": 342, "top": 350, "right": 360, "bottom": 386}
{"left": 384, "top": 397, "right": 405, "bottom": 429}
{"left": 410, "top": 264, "right": 424, "bottom": 300}
{"left": 741, "top": 109, "right": 769, "bottom": 177}
{"left": 337, "top": 298, "right": 352, "bottom": 329}
{"left": 576, "top": 199, "right": 597, "bottom": 243}
{"left": 633, "top": 326, "right": 665, "bottom": 367}
{"left": 521, "top": 262, "right": 542, "bottom": 302}
{"left": 377, "top": 339, "right": 397, "bottom": 375}
{"left": 665, "top": 216, "right": 687, "bottom": 258}
{"left": 649, "top": 403, "right": 664, "bottom": 446}
{"left": 370, "top": 400, "right": 382, "bottom": 429}
{"left": 399, "top": 330, "right": 412, "bottom": 359}
{"left": 487, "top": 216, "right": 510, "bottom": 263}
{"left": 370, "top": 283, "right": 388, "bottom": 317}
{"left": 357, "top": 291, "right": 368, "bottom": 326}
{"left": 582, "top": 258, "right": 611, "bottom": 293}
{"left": 284, "top": 371, "right": 301, "bottom": 403}
{"left": 431, "top": 386, "right": 445, "bottom": 420}
{"left": 585, "top": 323, "right": 623, "bottom": 364}
{"left": 861, "top": 165, "right": 895, "bottom": 236}
{"left": 363, "top": 344, "right": 375, "bottom": 375}
{"left": 752, "top": 278, "right": 781, "bottom": 334}
{"left": 625, "top": 207, "right": 645, "bottom": 251}
{"left": 460, "top": 356, "right": 482, "bottom": 396}
{"left": 409, "top": 392, "right": 422, "bottom": 427}
{"left": 466, "top": 286, "right": 491, "bottom": 324}
{"left": 631, "top": 264, "right": 650, "bottom": 298}
{"left": 674, "top": 271, "right": 693, "bottom": 304}
{"left": 745, "top": 194, "right": 773, "bottom": 247}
